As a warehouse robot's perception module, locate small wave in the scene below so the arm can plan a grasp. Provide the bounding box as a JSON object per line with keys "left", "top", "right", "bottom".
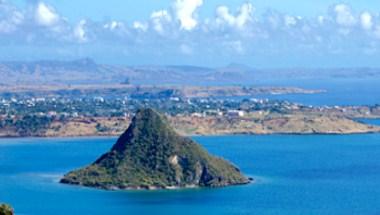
{"left": 36, "top": 173, "right": 63, "bottom": 182}
{"left": 12, "top": 172, "right": 64, "bottom": 183}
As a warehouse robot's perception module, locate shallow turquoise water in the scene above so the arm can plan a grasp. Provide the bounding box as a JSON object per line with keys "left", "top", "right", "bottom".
{"left": 0, "top": 135, "right": 380, "bottom": 215}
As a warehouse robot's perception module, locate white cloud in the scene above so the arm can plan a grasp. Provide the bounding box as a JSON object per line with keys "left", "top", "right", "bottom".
{"left": 104, "top": 21, "right": 123, "bottom": 30}
{"left": 265, "top": 11, "right": 282, "bottom": 29}
{"left": 284, "top": 15, "right": 297, "bottom": 27}
{"left": 216, "top": 3, "right": 254, "bottom": 29}
{"left": 35, "top": 2, "right": 59, "bottom": 27}
{"left": 2, "top": 1, "right": 380, "bottom": 61}
{"left": 216, "top": 6, "right": 235, "bottom": 26}
{"left": 360, "top": 12, "right": 373, "bottom": 30}
{"left": 151, "top": 10, "right": 171, "bottom": 20}
{"left": 317, "top": 16, "right": 325, "bottom": 25}
{"left": 334, "top": 4, "right": 356, "bottom": 27}
{"left": 236, "top": 3, "right": 254, "bottom": 28}
{"left": 150, "top": 10, "right": 172, "bottom": 34}
{"left": 0, "top": 6, "right": 24, "bottom": 33}
{"left": 74, "top": 19, "right": 87, "bottom": 42}
{"left": 133, "top": 21, "right": 148, "bottom": 32}
{"left": 173, "top": 0, "right": 203, "bottom": 31}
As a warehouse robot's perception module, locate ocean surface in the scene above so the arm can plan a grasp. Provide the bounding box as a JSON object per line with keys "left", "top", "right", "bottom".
{"left": 255, "top": 79, "right": 380, "bottom": 106}
{"left": 357, "top": 119, "right": 380, "bottom": 126}
{"left": 1, "top": 135, "right": 380, "bottom": 215}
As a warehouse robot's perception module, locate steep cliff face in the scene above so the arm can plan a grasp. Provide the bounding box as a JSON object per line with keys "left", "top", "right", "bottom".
{"left": 61, "top": 108, "right": 249, "bottom": 190}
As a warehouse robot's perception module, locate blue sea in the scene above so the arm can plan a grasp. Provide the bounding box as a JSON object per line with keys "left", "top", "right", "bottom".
{"left": 255, "top": 79, "right": 380, "bottom": 106}
{"left": 1, "top": 78, "right": 380, "bottom": 214}
{"left": 1, "top": 135, "right": 380, "bottom": 215}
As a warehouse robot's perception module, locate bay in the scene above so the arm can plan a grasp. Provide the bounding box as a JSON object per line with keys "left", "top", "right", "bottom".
{"left": 1, "top": 135, "right": 380, "bottom": 215}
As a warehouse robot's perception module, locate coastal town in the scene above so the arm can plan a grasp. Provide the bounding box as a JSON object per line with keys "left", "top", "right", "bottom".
{"left": 1, "top": 87, "right": 379, "bottom": 137}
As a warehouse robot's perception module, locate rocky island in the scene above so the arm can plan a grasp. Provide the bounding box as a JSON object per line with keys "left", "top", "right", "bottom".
{"left": 60, "top": 108, "right": 249, "bottom": 190}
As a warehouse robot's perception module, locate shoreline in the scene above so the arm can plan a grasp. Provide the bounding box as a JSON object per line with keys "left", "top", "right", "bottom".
{"left": 60, "top": 178, "right": 253, "bottom": 192}
{"left": 1, "top": 115, "right": 380, "bottom": 139}
{"left": 1, "top": 130, "right": 380, "bottom": 139}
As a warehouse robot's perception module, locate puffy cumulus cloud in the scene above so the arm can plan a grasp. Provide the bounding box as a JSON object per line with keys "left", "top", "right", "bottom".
{"left": 35, "top": 2, "right": 60, "bottom": 27}
{"left": 284, "top": 15, "right": 298, "bottom": 27}
{"left": 236, "top": 3, "right": 255, "bottom": 27}
{"left": 104, "top": 21, "right": 124, "bottom": 31}
{"left": 360, "top": 12, "right": 373, "bottom": 30}
{"left": 264, "top": 10, "right": 282, "bottom": 30}
{"left": 216, "top": 6, "right": 234, "bottom": 26}
{"left": 216, "top": 3, "right": 254, "bottom": 29}
{"left": 150, "top": 10, "right": 172, "bottom": 34}
{"left": 333, "top": 4, "right": 356, "bottom": 27}
{"left": 133, "top": 21, "right": 148, "bottom": 32}
{"left": 0, "top": 2, "right": 24, "bottom": 33}
{"left": 317, "top": 15, "right": 326, "bottom": 25}
{"left": 74, "top": 19, "right": 87, "bottom": 42}
{"left": 173, "top": 0, "right": 203, "bottom": 31}
{"left": 2, "top": 1, "right": 380, "bottom": 65}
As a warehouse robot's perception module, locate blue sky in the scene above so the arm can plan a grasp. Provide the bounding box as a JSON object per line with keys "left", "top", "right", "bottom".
{"left": 2, "top": 0, "right": 380, "bottom": 67}
{"left": 11, "top": 0, "right": 380, "bottom": 23}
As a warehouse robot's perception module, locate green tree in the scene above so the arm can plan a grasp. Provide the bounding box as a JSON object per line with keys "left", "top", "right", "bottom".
{"left": 0, "top": 204, "right": 14, "bottom": 215}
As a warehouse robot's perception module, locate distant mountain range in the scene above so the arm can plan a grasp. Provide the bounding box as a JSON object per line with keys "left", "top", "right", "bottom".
{"left": 1, "top": 58, "right": 380, "bottom": 86}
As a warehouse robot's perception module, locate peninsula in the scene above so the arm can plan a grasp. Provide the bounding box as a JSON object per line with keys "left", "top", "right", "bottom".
{"left": 1, "top": 91, "right": 380, "bottom": 137}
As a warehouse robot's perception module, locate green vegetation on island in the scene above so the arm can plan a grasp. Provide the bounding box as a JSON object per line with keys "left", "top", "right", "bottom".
{"left": 60, "top": 108, "right": 250, "bottom": 190}
{"left": 0, "top": 204, "right": 13, "bottom": 215}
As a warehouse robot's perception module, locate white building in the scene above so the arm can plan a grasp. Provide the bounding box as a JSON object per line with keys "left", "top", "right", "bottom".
{"left": 227, "top": 110, "right": 245, "bottom": 117}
